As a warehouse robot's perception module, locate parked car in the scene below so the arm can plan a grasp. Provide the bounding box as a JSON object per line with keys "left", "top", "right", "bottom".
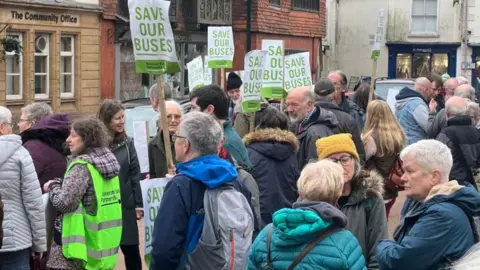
{"left": 374, "top": 78, "right": 414, "bottom": 100}
{"left": 123, "top": 98, "right": 190, "bottom": 138}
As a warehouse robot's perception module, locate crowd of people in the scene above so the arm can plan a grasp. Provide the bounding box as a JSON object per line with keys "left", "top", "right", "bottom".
{"left": 0, "top": 70, "right": 479, "bottom": 270}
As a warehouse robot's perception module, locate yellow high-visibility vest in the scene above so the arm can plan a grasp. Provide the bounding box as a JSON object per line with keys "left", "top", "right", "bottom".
{"left": 62, "top": 159, "right": 122, "bottom": 270}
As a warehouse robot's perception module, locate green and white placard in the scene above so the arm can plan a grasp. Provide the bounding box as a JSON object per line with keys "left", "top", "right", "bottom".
{"left": 128, "top": 0, "right": 180, "bottom": 74}
{"left": 242, "top": 50, "right": 267, "bottom": 113}
{"left": 207, "top": 26, "right": 234, "bottom": 68}
{"left": 261, "top": 40, "right": 285, "bottom": 98}
{"left": 140, "top": 178, "right": 170, "bottom": 267}
{"left": 186, "top": 56, "right": 204, "bottom": 91}
{"left": 284, "top": 52, "right": 312, "bottom": 92}
{"left": 204, "top": 56, "right": 213, "bottom": 85}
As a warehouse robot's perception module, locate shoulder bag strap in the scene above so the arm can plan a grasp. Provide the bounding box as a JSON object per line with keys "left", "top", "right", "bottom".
{"left": 265, "top": 224, "right": 274, "bottom": 266}
{"left": 446, "top": 130, "right": 475, "bottom": 183}
{"left": 287, "top": 226, "right": 344, "bottom": 270}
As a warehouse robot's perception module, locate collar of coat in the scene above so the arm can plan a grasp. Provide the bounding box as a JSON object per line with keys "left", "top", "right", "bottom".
{"left": 243, "top": 128, "right": 300, "bottom": 152}
{"left": 346, "top": 169, "right": 384, "bottom": 205}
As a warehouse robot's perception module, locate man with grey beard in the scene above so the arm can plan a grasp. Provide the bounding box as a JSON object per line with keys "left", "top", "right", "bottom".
{"left": 286, "top": 86, "right": 339, "bottom": 169}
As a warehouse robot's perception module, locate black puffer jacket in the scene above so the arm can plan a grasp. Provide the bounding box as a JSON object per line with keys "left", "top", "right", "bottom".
{"left": 243, "top": 128, "right": 300, "bottom": 226}
{"left": 436, "top": 116, "right": 480, "bottom": 188}
{"left": 293, "top": 106, "right": 339, "bottom": 169}
{"left": 317, "top": 101, "right": 365, "bottom": 162}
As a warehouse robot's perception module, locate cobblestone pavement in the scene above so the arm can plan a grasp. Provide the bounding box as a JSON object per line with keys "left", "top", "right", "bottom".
{"left": 114, "top": 193, "right": 406, "bottom": 269}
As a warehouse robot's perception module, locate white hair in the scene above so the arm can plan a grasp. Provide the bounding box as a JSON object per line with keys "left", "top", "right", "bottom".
{"left": 456, "top": 76, "right": 469, "bottom": 85}
{"left": 149, "top": 83, "right": 172, "bottom": 100}
{"left": 157, "top": 100, "right": 184, "bottom": 126}
{"left": 445, "top": 97, "right": 468, "bottom": 118}
{"left": 21, "top": 102, "right": 52, "bottom": 122}
{"left": 452, "top": 243, "right": 480, "bottom": 269}
{"left": 0, "top": 106, "right": 12, "bottom": 125}
{"left": 178, "top": 112, "right": 223, "bottom": 156}
{"left": 400, "top": 140, "right": 452, "bottom": 183}
{"left": 455, "top": 85, "right": 476, "bottom": 101}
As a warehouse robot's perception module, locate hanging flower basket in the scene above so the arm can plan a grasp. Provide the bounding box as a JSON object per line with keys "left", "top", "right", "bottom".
{"left": 1, "top": 36, "right": 22, "bottom": 63}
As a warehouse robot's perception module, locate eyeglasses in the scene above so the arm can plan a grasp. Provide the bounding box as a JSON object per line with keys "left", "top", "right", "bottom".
{"left": 328, "top": 155, "right": 354, "bottom": 166}
{"left": 172, "top": 134, "right": 187, "bottom": 142}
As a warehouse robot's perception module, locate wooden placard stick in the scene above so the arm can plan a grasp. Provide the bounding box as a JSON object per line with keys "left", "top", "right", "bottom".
{"left": 220, "top": 68, "right": 225, "bottom": 88}
{"left": 156, "top": 75, "right": 174, "bottom": 174}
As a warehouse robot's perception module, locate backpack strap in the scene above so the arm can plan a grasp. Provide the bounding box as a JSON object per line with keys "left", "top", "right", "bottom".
{"left": 265, "top": 224, "right": 274, "bottom": 266}
{"left": 287, "top": 226, "right": 343, "bottom": 270}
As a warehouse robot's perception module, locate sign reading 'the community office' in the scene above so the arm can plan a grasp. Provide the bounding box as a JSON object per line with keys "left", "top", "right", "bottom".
{"left": 128, "top": 0, "right": 180, "bottom": 74}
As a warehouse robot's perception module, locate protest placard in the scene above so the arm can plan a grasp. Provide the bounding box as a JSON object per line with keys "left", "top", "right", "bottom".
{"left": 186, "top": 56, "right": 205, "bottom": 91}
{"left": 204, "top": 56, "right": 213, "bottom": 85}
{"left": 261, "top": 40, "right": 285, "bottom": 98}
{"left": 284, "top": 52, "right": 312, "bottom": 92}
{"left": 242, "top": 50, "right": 267, "bottom": 113}
{"left": 128, "top": 0, "right": 180, "bottom": 74}
{"left": 140, "top": 178, "right": 170, "bottom": 266}
{"left": 207, "top": 26, "right": 234, "bottom": 68}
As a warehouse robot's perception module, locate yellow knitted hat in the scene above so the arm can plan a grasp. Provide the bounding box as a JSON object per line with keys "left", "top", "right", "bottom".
{"left": 315, "top": 134, "right": 359, "bottom": 161}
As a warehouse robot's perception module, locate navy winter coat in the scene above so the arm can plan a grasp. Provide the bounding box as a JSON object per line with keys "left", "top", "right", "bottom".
{"left": 243, "top": 128, "right": 300, "bottom": 226}
{"left": 376, "top": 181, "right": 480, "bottom": 270}
{"left": 150, "top": 155, "right": 253, "bottom": 270}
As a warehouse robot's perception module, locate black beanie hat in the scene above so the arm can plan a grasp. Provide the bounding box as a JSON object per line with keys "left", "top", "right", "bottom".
{"left": 227, "top": 72, "right": 243, "bottom": 90}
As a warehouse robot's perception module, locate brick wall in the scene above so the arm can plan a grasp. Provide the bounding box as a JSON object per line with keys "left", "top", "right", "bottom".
{"left": 233, "top": 0, "right": 326, "bottom": 38}
{"left": 100, "top": 0, "right": 117, "bottom": 20}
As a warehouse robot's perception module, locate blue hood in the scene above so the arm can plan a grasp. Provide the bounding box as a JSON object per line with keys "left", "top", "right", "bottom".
{"left": 176, "top": 154, "right": 238, "bottom": 188}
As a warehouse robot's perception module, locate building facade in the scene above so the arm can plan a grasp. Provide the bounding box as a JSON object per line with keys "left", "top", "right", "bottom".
{"left": 0, "top": 0, "right": 102, "bottom": 116}
{"left": 323, "top": 0, "right": 465, "bottom": 83}
{"left": 232, "top": 0, "right": 326, "bottom": 82}
{"left": 114, "top": 0, "right": 225, "bottom": 101}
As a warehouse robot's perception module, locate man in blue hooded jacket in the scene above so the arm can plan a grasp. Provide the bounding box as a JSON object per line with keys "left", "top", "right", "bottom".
{"left": 376, "top": 140, "right": 480, "bottom": 270}
{"left": 150, "top": 112, "right": 254, "bottom": 269}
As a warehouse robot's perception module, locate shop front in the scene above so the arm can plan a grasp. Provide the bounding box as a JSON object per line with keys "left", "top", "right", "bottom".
{"left": 115, "top": 29, "right": 217, "bottom": 101}
{"left": 386, "top": 42, "right": 460, "bottom": 79}
{"left": 0, "top": 2, "right": 102, "bottom": 116}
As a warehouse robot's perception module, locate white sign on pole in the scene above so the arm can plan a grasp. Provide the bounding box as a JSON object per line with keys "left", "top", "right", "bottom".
{"left": 261, "top": 40, "right": 284, "bottom": 98}
{"left": 132, "top": 121, "right": 150, "bottom": 173}
{"left": 186, "top": 56, "right": 205, "bottom": 91}
{"left": 284, "top": 52, "right": 312, "bottom": 92}
{"left": 371, "top": 8, "right": 386, "bottom": 60}
{"left": 128, "top": 0, "right": 180, "bottom": 74}
{"left": 242, "top": 50, "right": 267, "bottom": 113}
{"left": 204, "top": 56, "right": 213, "bottom": 85}
{"left": 207, "top": 26, "right": 234, "bottom": 68}
{"left": 141, "top": 178, "right": 170, "bottom": 265}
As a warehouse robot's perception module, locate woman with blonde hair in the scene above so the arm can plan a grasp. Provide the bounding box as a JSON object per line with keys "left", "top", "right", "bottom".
{"left": 247, "top": 159, "right": 366, "bottom": 270}
{"left": 362, "top": 100, "right": 406, "bottom": 219}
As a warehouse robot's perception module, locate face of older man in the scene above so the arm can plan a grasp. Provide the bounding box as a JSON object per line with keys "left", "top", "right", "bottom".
{"left": 173, "top": 126, "right": 189, "bottom": 163}
{"left": 286, "top": 88, "right": 314, "bottom": 124}
{"left": 400, "top": 155, "right": 442, "bottom": 201}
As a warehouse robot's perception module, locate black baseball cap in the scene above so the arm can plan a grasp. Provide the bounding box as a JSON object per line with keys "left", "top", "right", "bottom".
{"left": 314, "top": 79, "right": 335, "bottom": 96}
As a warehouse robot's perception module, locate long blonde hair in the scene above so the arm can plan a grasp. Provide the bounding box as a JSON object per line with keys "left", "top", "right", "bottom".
{"left": 362, "top": 100, "right": 405, "bottom": 157}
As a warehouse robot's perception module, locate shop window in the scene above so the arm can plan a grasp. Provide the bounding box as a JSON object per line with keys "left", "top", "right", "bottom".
{"left": 269, "top": 0, "right": 281, "bottom": 7}
{"left": 396, "top": 54, "right": 412, "bottom": 78}
{"left": 5, "top": 33, "right": 23, "bottom": 100}
{"left": 411, "top": 0, "right": 438, "bottom": 34}
{"left": 291, "top": 0, "right": 319, "bottom": 12}
{"left": 432, "top": 53, "right": 448, "bottom": 75}
{"left": 34, "top": 34, "right": 50, "bottom": 99}
{"left": 413, "top": 54, "right": 431, "bottom": 78}
{"left": 60, "top": 36, "right": 74, "bottom": 98}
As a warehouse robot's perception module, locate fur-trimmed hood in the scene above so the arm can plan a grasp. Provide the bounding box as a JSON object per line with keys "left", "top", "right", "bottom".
{"left": 243, "top": 128, "right": 299, "bottom": 161}
{"left": 348, "top": 169, "right": 384, "bottom": 204}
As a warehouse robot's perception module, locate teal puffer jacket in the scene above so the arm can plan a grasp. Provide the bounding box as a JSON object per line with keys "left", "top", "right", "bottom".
{"left": 248, "top": 201, "right": 366, "bottom": 270}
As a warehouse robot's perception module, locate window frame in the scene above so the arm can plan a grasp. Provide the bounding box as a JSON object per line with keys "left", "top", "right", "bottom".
{"left": 269, "top": 0, "right": 281, "bottom": 7}
{"left": 290, "top": 0, "right": 320, "bottom": 12}
{"left": 34, "top": 33, "right": 50, "bottom": 100}
{"left": 410, "top": 0, "right": 439, "bottom": 35}
{"left": 60, "top": 35, "right": 75, "bottom": 99}
{"left": 5, "top": 33, "right": 23, "bottom": 100}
